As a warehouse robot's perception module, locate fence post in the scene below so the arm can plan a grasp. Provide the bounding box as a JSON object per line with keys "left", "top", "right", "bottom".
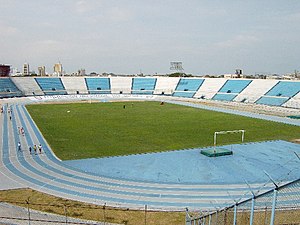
{"left": 64, "top": 204, "right": 68, "bottom": 225}
{"left": 144, "top": 205, "right": 147, "bottom": 225}
{"left": 269, "top": 189, "right": 278, "bottom": 225}
{"left": 233, "top": 204, "right": 237, "bottom": 225}
{"left": 26, "top": 198, "right": 31, "bottom": 225}
{"left": 208, "top": 214, "right": 212, "bottom": 225}
{"left": 185, "top": 208, "right": 192, "bottom": 225}
{"left": 103, "top": 203, "right": 106, "bottom": 225}
{"left": 249, "top": 197, "right": 255, "bottom": 225}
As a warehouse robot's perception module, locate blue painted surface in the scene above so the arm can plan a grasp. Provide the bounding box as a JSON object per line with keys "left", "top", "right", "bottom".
{"left": 0, "top": 78, "right": 22, "bottom": 98}
{"left": 256, "top": 96, "right": 289, "bottom": 106}
{"left": 174, "top": 78, "right": 204, "bottom": 91}
{"left": 172, "top": 91, "right": 196, "bottom": 98}
{"left": 131, "top": 78, "right": 157, "bottom": 95}
{"left": 85, "top": 78, "right": 111, "bottom": 94}
{"left": 212, "top": 93, "right": 237, "bottom": 101}
{"left": 265, "top": 81, "right": 300, "bottom": 97}
{"left": 64, "top": 140, "right": 300, "bottom": 185}
{"left": 218, "top": 80, "right": 252, "bottom": 93}
{"left": 35, "top": 78, "right": 67, "bottom": 95}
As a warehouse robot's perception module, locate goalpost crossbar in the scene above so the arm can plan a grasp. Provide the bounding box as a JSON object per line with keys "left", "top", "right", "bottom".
{"left": 214, "top": 130, "right": 245, "bottom": 147}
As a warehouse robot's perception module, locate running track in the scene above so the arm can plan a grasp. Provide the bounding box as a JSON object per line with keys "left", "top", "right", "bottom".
{"left": 0, "top": 100, "right": 299, "bottom": 211}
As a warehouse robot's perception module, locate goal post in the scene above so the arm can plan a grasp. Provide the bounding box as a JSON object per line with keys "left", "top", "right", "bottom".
{"left": 214, "top": 130, "right": 245, "bottom": 148}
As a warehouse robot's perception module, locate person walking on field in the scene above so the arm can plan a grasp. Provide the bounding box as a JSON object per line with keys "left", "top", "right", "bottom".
{"left": 29, "top": 146, "right": 32, "bottom": 154}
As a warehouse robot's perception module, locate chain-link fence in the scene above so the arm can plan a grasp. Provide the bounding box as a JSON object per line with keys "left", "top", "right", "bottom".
{"left": 0, "top": 200, "right": 186, "bottom": 225}
{"left": 186, "top": 178, "right": 300, "bottom": 225}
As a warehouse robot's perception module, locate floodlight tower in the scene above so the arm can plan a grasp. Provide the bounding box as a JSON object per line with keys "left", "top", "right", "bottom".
{"left": 170, "top": 62, "right": 184, "bottom": 75}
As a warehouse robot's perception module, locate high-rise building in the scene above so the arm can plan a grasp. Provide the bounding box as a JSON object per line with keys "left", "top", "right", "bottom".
{"left": 0, "top": 64, "right": 10, "bottom": 77}
{"left": 38, "top": 66, "right": 46, "bottom": 76}
{"left": 23, "top": 63, "right": 30, "bottom": 76}
{"left": 53, "top": 62, "right": 63, "bottom": 76}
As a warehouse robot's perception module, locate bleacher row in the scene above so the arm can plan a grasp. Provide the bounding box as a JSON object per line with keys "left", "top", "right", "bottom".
{"left": 1, "top": 77, "right": 300, "bottom": 108}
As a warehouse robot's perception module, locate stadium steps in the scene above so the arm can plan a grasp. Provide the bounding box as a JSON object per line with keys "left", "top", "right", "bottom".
{"left": 0, "top": 104, "right": 280, "bottom": 210}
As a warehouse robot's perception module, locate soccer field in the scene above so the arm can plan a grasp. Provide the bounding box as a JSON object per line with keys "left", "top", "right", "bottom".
{"left": 26, "top": 101, "right": 300, "bottom": 160}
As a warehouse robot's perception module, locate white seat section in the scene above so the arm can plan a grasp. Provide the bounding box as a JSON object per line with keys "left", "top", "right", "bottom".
{"left": 11, "top": 77, "right": 44, "bottom": 96}
{"left": 153, "top": 77, "right": 180, "bottom": 95}
{"left": 61, "top": 77, "right": 88, "bottom": 94}
{"left": 110, "top": 77, "right": 132, "bottom": 94}
{"left": 283, "top": 92, "right": 300, "bottom": 109}
{"left": 234, "top": 79, "right": 278, "bottom": 103}
{"left": 194, "top": 78, "right": 226, "bottom": 99}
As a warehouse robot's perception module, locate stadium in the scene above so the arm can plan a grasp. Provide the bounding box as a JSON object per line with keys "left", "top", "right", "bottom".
{"left": 0, "top": 76, "right": 300, "bottom": 225}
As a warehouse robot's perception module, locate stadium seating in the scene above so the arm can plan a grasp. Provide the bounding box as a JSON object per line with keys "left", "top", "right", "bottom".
{"left": 194, "top": 78, "right": 226, "bottom": 99}
{"left": 11, "top": 77, "right": 44, "bottom": 96}
{"left": 233, "top": 79, "right": 278, "bottom": 103}
{"left": 0, "top": 78, "right": 22, "bottom": 98}
{"left": 85, "top": 78, "right": 111, "bottom": 94}
{"left": 172, "top": 78, "right": 204, "bottom": 98}
{"left": 255, "top": 96, "right": 289, "bottom": 106}
{"left": 131, "top": 78, "right": 157, "bottom": 95}
{"left": 110, "top": 77, "right": 132, "bottom": 94}
{"left": 35, "top": 78, "right": 67, "bottom": 95}
{"left": 256, "top": 81, "right": 300, "bottom": 106}
{"left": 265, "top": 81, "right": 300, "bottom": 97}
{"left": 153, "top": 77, "right": 180, "bottom": 95}
{"left": 212, "top": 79, "right": 252, "bottom": 101}
{"left": 61, "top": 77, "right": 88, "bottom": 95}
{"left": 212, "top": 93, "right": 237, "bottom": 101}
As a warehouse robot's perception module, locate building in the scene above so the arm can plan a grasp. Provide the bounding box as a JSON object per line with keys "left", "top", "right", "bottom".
{"left": 53, "top": 62, "right": 63, "bottom": 76}
{"left": 23, "top": 63, "right": 30, "bottom": 76}
{"left": 38, "top": 66, "right": 46, "bottom": 76}
{"left": 0, "top": 64, "right": 10, "bottom": 77}
{"left": 78, "top": 68, "right": 86, "bottom": 76}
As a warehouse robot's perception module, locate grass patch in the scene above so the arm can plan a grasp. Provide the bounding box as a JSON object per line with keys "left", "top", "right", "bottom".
{"left": 26, "top": 101, "right": 300, "bottom": 160}
{"left": 0, "top": 188, "right": 185, "bottom": 225}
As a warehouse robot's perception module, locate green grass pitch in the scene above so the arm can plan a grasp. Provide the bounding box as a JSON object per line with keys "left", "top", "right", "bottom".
{"left": 26, "top": 101, "right": 300, "bottom": 160}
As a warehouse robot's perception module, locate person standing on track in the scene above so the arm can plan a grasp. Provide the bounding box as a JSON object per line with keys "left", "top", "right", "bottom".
{"left": 17, "top": 142, "right": 21, "bottom": 152}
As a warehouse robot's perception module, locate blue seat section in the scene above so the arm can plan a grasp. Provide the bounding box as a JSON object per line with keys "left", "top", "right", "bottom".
{"left": 35, "top": 78, "right": 67, "bottom": 95}
{"left": 172, "top": 78, "right": 204, "bottom": 98}
{"left": 131, "top": 78, "right": 157, "bottom": 95}
{"left": 0, "top": 78, "right": 22, "bottom": 98}
{"left": 173, "top": 91, "right": 196, "bottom": 98}
{"left": 218, "top": 80, "right": 252, "bottom": 94}
{"left": 256, "top": 96, "right": 289, "bottom": 106}
{"left": 174, "top": 78, "right": 204, "bottom": 91}
{"left": 85, "top": 78, "right": 111, "bottom": 94}
{"left": 265, "top": 81, "right": 300, "bottom": 97}
{"left": 212, "top": 93, "right": 237, "bottom": 101}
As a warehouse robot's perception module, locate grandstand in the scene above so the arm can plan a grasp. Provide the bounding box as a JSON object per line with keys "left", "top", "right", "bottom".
{"left": 131, "top": 77, "right": 157, "bottom": 95}
{"left": 35, "top": 77, "right": 67, "bottom": 95}
{"left": 212, "top": 79, "right": 252, "bottom": 101}
{"left": 85, "top": 77, "right": 111, "bottom": 94}
{"left": 256, "top": 81, "right": 300, "bottom": 106}
{"left": 172, "top": 78, "right": 204, "bottom": 98}
{"left": 0, "top": 77, "right": 22, "bottom": 98}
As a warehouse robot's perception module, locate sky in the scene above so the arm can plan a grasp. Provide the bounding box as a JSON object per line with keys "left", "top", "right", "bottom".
{"left": 0, "top": 0, "right": 300, "bottom": 75}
